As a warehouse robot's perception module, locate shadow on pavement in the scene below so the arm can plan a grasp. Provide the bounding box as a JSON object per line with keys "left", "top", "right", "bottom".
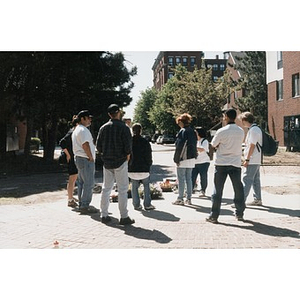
{"left": 90, "top": 214, "right": 172, "bottom": 244}
{"left": 246, "top": 205, "right": 300, "bottom": 218}
{"left": 141, "top": 209, "right": 180, "bottom": 222}
{"left": 220, "top": 219, "right": 300, "bottom": 239}
{"left": 150, "top": 164, "right": 175, "bottom": 182}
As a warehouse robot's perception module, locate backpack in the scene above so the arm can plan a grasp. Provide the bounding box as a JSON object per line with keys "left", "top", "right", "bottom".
{"left": 254, "top": 125, "right": 278, "bottom": 156}
{"left": 201, "top": 138, "right": 214, "bottom": 161}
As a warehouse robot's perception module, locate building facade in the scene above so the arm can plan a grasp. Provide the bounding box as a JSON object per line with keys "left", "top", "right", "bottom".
{"left": 266, "top": 51, "right": 300, "bottom": 149}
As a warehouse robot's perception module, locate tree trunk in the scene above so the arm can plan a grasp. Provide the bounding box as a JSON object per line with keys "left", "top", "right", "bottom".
{"left": 43, "top": 115, "right": 58, "bottom": 161}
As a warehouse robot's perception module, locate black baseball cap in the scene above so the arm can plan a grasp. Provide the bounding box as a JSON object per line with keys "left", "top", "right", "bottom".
{"left": 107, "top": 104, "right": 120, "bottom": 114}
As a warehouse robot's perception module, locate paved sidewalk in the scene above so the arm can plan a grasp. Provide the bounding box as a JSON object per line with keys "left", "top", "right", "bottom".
{"left": 0, "top": 169, "right": 299, "bottom": 249}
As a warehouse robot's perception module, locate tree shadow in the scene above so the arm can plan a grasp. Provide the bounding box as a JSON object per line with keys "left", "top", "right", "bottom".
{"left": 219, "top": 219, "right": 300, "bottom": 239}
{"left": 90, "top": 214, "right": 172, "bottom": 244}
{"left": 150, "top": 164, "right": 176, "bottom": 182}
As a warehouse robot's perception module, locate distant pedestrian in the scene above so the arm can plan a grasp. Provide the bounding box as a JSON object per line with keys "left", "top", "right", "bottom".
{"left": 173, "top": 113, "right": 197, "bottom": 205}
{"left": 206, "top": 108, "right": 245, "bottom": 223}
{"left": 192, "top": 127, "right": 210, "bottom": 197}
{"left": 72, "top": 110, "right": 98, "bottom": 214}
{"left": 128, "top": 123, "right": 155, "bottom": 211}
{"left": 59, "top": 115, "right": 79, "bottom": 208}
{"left": 240, "top": 111, "right": 263, "bottom": 206}
{"left": 96, "top": 104, "right": 135, "bottom": 225}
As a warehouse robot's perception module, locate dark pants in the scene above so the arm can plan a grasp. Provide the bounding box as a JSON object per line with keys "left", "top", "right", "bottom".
{"left": 210, "top": 166, "right": 245, "bottom": 219}
{"left": 192, "top": 162, "right": 210, "bottom": 192}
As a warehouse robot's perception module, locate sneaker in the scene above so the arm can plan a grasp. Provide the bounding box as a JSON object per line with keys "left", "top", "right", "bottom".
{"left": 206, "top": 217, "right": 218, "bottom": 224}
{"left": 172, "top": 199, "right": 184, "bottom": 205}
{"left": 185, "top": 199, "right": 192, "bottom": 205}
{"left": 101, "top": 216, "right": 112, "bottom": 223}
{"left": 199, "top": 190, "right": 206, "bottom": 197}
{"left": 119, "top": 217, "right": 135, "bottom": 225}
{"left": 68, "top": 199, "right": 78, "bottom": 208}
{"left": 134, "top": 205, "right": 143, "bottom": 211}
{"left": 247, "top": 200, "right": 262, "bottom": 206}
{"left": 231, "top": 204, "right": 235, "bottom": 208}
{"left": 79, "top": 206, "right": 99, "bottom": 214}
{"left": 235, "top": 215, "right": 244, "bottom": 221}
{"left": 144, "top": 204, "right": 156, "bottom": 210}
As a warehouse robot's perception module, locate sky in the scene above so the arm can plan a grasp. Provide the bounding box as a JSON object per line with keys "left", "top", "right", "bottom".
{"left": 122, "top": 51, "right": 224, "bottom": 120}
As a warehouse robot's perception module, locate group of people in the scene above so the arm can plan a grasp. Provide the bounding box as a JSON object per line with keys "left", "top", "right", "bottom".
{"left": 173, "top": 108, "right": 263, "bottom": 224}
{"left": 60, "top": 103, "right": 155, "bottom": 225}
{"left": 60, "top": 104, "right": 263, "bottom": 226}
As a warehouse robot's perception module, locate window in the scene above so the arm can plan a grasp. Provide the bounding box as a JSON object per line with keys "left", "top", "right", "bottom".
{"left": 175, "top": 57, "right": 181, "bottom": 65}
{"left": 168, "top": 56, "right": 174, "bottom": 66}
{"left": 276, "top": 79, "right": 283, "bottom": 100}
{"left": 190, "top": 57, "right": 196, "bottom": 67}
{"left": 168, "top": 72, "right": 174, "bottom": 79}
{"left": 220, "top": 64, "right": 225, "bottom": 71}
{"left": 182, "top": 57, "right": 188, "bottom": 66}
{"left": 213, "top": 64, "right": 218, "bottom": 71}
{"left": 277, "top": 51, "right": 283, "bottom": 69}
{"left": 207, "top": 64, "right": 212, "bottom": 69}
{"left": 213, "top": 76, "right": 218, "bottom": 82}
{"left": 292, "top": 73, "right": 300, "bottom": 97}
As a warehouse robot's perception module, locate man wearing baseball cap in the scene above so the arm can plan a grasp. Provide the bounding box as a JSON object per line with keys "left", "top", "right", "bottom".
{"left": 96, "top": 104, "right": 135, "bottom": 225}
{"left": 72, "top": 110, "right": 98, "bottom": 214}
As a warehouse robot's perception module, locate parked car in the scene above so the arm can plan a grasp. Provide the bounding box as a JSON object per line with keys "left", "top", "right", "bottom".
{"left": 161, "top": 135, "right": 175, "bottom": 144}
{"left": 151, "top": 133, "right": 160, "bottom": 143}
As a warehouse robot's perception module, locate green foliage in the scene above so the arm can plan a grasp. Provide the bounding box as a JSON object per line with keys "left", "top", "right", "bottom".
{"left": 0, "top": 52, "right": 137, "bottom": 160}
{"left": 234, "top": 51, "right": 267, "bottom": 126}
{"left": 133, "top": 87, "right": 157, "bottom": 134}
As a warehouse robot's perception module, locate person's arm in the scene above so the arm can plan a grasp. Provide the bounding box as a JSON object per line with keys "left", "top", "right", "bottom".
{"left": 63, "top": 148, "right": 71, "bottom": 162}
{"left": 243, "top": 143, "right": 256, "bottom": 167}
{"left": 82, "top": 142, "right": 94, "bottom": 162}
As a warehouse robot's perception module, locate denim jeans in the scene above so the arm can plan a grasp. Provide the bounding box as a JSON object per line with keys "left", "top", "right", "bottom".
{"left": 101, "top": 161, "right": 129, "bottom": 219}
{"left": 243, "top": 164, "right": 262, "bottom": 201}
{"left": 177, "top": 167, "right": 193, "bottom": 200}
{"left": 131, "top": 176, "right": 151, "bottom": 208}
{"left": 210, "top": 166, "right": 245, "bottom": 219}
{"left": 75, "top": 156, "right": 95, "bottom": 208}
{"left": 192, "top": 162, "right": 210, "bottom": 192}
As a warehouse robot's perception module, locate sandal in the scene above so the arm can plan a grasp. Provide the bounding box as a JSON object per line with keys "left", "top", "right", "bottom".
{"left": 68, "top": 199, "right": 78, "bottom": 208}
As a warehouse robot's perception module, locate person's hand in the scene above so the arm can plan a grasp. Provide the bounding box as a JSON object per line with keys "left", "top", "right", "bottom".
{"left": 243, "top": 160, "right": 249, "bottom": 167}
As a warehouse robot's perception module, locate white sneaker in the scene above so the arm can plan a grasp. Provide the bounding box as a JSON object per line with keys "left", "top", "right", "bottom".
{"left": 185, "top": 199, "right": 192, "bottom": 205}
{"left": 247, "top": 200, "right": 262, "bottom": 206}
{"left": 172, "top": 199, "right": 184, "bottom": 205}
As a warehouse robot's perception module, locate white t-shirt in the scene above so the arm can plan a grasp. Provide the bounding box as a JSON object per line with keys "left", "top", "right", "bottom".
{"left": 211, "top": 123, "right": 244, "bottom": 168}
{"left": 128, "top": 172, "right": 150, "bottom": 180}
{"left": 72, "top": 124, "right": 96, "bottom": 160}
{"left": 244, "top": 125, "right": 262, "bottom": 165}
{"left": 195, "top": 138, "right": 210, "bottom": 164}
{"left": 177, "top": 158, "right": 195, "bottom": 168}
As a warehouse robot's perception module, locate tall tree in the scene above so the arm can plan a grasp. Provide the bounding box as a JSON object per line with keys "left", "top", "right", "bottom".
{"left": 234, "top": 51, "right": 267, "bottom": 127}
{"left": 0, "top": 52, "right": 137, "bottom": 162}
{"left": 133, "top": 87, "right": 157, "bottom": 134}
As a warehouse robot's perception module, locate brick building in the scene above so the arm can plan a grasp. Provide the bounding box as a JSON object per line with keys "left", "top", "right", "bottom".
{"left": 266, "top": 51, "right": 300, "bottom": 149}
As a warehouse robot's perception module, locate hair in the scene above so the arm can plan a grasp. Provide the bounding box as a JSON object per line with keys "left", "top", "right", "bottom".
{"left": 71, "top": 115, "right": 79, "bottom": 127}
{"left": 176, "top": 113, "right": 192, "bottom": 125}
{"left": 132, "top": 123, "right": 142, "bottom": 136}
{"left": 195, "top": 127, "right": 207, "bottom": 138}
{"left": 224, "top": 108, "right": 237, "bottom": 121}
{"left": 240, "top": 111, "right": 255, "bottom": 124}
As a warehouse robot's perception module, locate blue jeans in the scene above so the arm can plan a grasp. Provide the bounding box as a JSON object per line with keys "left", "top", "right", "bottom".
{"left": 131, "top": 176, "right": 151, "bottom": 208}
{"left": 210, "top": 166, "right": 245, "bottom": 219}
{"left": 177, "top": 167, "right": 193, "bottom": 200}
{"left": 75, "top": 156, "right": 95, "bottom": 208}
{"left": 243, "top": 164, "right": 262, "bottom": 201}
{"left": 192, "top": 162, "right": 210, "bottom": 192}
{"left": 101, "top": 161, "right": 129, "bottom": 219}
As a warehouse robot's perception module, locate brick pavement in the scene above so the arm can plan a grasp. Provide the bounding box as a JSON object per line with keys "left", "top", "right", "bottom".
{"left": 0, "top": 187, "right": 299, "bottom": 249}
